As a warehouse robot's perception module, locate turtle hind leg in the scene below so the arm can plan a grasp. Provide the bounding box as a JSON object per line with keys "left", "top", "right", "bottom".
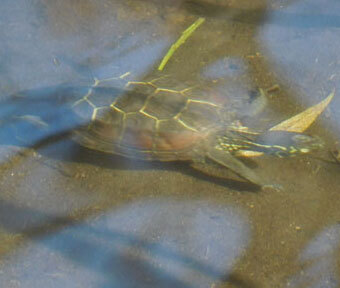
{"left": 202, "top": 146, "right": 266, "bottom": 187}
{"left": 189, "top": 160, "right": 261, "bottom": 191}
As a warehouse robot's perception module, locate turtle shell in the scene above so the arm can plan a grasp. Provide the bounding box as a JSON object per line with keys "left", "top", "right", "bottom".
{"left": 72, "top": 73, "right": 236, "bottom": 161}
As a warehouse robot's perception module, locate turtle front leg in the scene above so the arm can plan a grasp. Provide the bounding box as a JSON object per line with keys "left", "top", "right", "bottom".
{"left": 205, "top": 145, "right": 265, "bottom": 187}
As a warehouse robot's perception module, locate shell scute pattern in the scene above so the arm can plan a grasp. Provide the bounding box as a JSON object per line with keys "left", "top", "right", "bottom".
{"left": 120, "top": 112, "right": 156, "bottom": 149}
{"left": 156, "top": 119, "right": 202, "bottom": 153}
{"left": 114, "top": 81, "right": 155, "bottom": 113}
{"left": 72, "top": 73, "right": 229, "bottom": 160}
{"left": 143, "top": 89, "right": 187, "bottom": 120}
{"left": 178, "top": 100, "right": 222, "bottom": 131}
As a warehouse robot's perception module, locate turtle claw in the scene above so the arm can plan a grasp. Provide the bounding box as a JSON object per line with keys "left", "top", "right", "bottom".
{"left": 261, "top": 183, "right": 284, "bottom": 193}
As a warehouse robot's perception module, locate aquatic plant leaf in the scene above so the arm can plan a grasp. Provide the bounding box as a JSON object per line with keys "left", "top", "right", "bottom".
{"left": 269, "top": 91, "right": 334, "bottom": 133}
{"left": 158, "top": 17, "right": 205, "bottom": 71}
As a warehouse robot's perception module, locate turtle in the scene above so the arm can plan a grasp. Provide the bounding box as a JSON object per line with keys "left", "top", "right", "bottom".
{"left": 69, "top": 72, "right": 324, "bottom": 187}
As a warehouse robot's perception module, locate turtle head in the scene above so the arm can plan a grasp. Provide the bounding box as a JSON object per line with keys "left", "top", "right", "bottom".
{"left": 216, "top": 129, "right": 324, "bottom": 158}
{"left": 252, "top": 131, "right": 324, "bottom": 157}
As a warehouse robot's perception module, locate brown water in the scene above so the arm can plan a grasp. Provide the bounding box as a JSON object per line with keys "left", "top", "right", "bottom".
{"left": 0, "top": 1, "right": 340, "bottom": 287}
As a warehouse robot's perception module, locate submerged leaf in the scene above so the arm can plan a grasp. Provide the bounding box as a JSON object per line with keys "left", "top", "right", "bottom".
{"left": 269, "top": 91, "right": 335, "bottom": 133}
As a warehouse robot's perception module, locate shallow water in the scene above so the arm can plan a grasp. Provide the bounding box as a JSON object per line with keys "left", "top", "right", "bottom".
{"left": 0, "top": 0, "right": 340, "bottom": 287}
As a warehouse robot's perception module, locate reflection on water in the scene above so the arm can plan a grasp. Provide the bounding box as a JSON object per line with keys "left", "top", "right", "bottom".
{"left": 0, "top": 0, "right": 340, "bottom": 287}
{"left": 287, "top": 225, "right": 340, "bottom": 287}
{"left": 0, "top": 200, "right": 250, "bottom": 288}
